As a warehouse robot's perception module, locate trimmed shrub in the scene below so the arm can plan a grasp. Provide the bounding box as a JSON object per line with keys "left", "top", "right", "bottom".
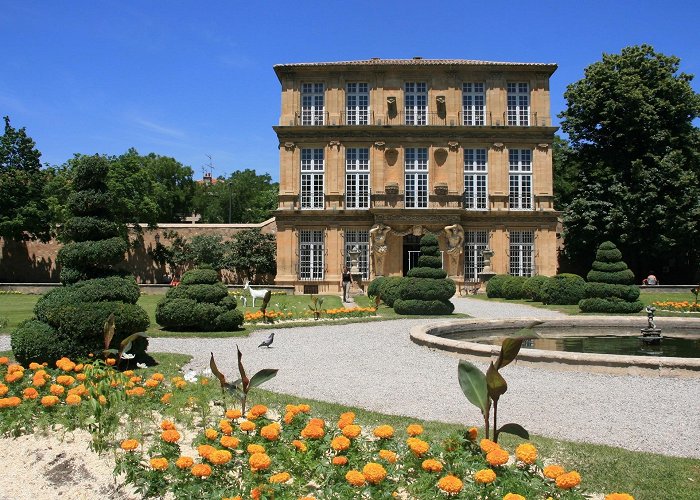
{"left": 579, "top": 297, "right": 645, "bottom": 314}
{"left": 378, "top": 276, "right": 405, "bottom": 308}
{"left": 522, "top": 275, "right": 551, "bottom": 302}
{"left": 215, "top": 309, "right": 245, "bottom": 330}
{"left": 220, "top": 295, "right": 239, "bottom": 311}
{"left": 586, "top": 269, "right": 636, "bottom": 284}
{"left": 542, "top": 274, "right": 586, "bottom": 305}
{"left": 66, "top": 190, "right": 112, "bottom": 215}
{"left": 11, "top": 320, "right": 72, "bottom": 366}
{"left": 156, "top": 298, "right": 202, "bottom": 330}
{"left": 501, "top": 276, "right": 528, "bottom": 300}
{"left": 61, "top": 217, "right": 120, "bottom": 242}
{"left": 406, "top": 267, "right": 447, "bottom": 279}
{"left": 585, "top": 282, "right": 641, "bottom": 302}
{"left": 57, "top": 237, "right": 128, "bottom": 274}
{"left": 166, "top": 283, "right": 229, "bottom": 304}
{"left": 398, "top": 278, "right": 456, "bottom": 302}
{"left": 485, "top": 275, "right": 509, "bottom": 298}
{"left": 366, "top": 276, "right": 386, "bottom": 298}
{"left": 180, "top": 268, "right": 219, "bottom": 285}
{"left": 392, "top": 299, "right": 454, "bottom": 315}
{"left": 590, "top": 260, "right": 630, "bottom": 273}
{"left": 417, "top": 255, "right": 443, "bottom": 268}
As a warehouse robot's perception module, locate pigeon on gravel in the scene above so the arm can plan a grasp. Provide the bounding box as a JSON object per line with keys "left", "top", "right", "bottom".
{"left": 258, "top": 332, "right": 275, "bottom": 348}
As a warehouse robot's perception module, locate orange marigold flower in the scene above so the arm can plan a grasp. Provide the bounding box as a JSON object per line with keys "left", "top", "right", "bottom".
{"left": 126, "top": 387, "right": 146, "bottom": 396}
{"left": 151, "top": 372, "right": 164, "bottom": 381}
{"left": 205, "top": 428, "right": 218, "bottom": 440}
{"left": 486, "top": 448, "right": 510, "bottom": 466}
{"left": 175, "top": 380, "right": 186, "bottom": 389}
{"left": 161, "top": 393, "right": 172, "bottom": 404}
{"left": 129, "top": 376, "right": 142, "bottom": 384}
{"left": 515, "top": 443, "right": 537, "bottom": 465}
{"left": 468, "top": 427, "right": 478, "bottom": 440}
{"left": 331, "top": 436, "right": 351, "bottom": 451}
{"left": 0, "top": 384, "right": 8, "bottom": 396}
{"left": 162, "top": 429, "right": 181, "bottom": 443}
{"left": 198, "top": 444, "right": 216, "bottom": 459}
{"left": 437, "top": 475, "right": 463, "bottom": 494}
{"left": 65, "top": 394, "right": 82, "bottom": 406}
{"left": 503, "top": 494, "right": 526, "bottom": 500}
{"left": 161, "top": 420, "right": 176, "bottom": 430}
{"left": 120, "top": 439, "right": 139, "bottom": 451}
{"left": 41, "top": 395, "right": 59, "bottom": 407}
{"left": 191, "top": 463, "right": 212, "bottom": 477}
{"left": 345, "top": 469, "right": 366, "bottom": 487}
{"left": 76, "top": 373, "right": 87, "bottom": 381}
{"left": 220, "top": 436, "right": 240, "bottom": 449}
{"left": 4, "top": 372, "right": 22, "bottom": 383}
{"left": 56, "top": 375, "right": 75, "bottom": 386}
{"left": 249, "top": 404, "right": 268, "bottom": 417}
{"left": 98, "top": 395, "right": 107, "bottom": 405}
{"left": 23, "top": 387, "right": 39, "bottom": 399}
{"left": 105, "top": 358, "right": 116, "bottom": 366}
{"left": 480, "top": 438, "right": 499, "bottom": 453}
{"left": 150, "top": 457, "right": 169, "bottom": 471}
{"left": 373, "top": 425, "right": 394, "bottom": 439}
{"left": 604, "top": 494, "right": 635, "bottom": 500}
{"left": 298, "top": 497, "right": 315, "bottom": 500}
{"left": 406, "top": 437, "right": 430, "bottom": 456}
{"left": 301, "top": 424, "right": 325, "bottom": 439}
{"left": 378, "top": 449, "right": 397, "bottom": 463}
{"left": 543, "top": 464, "right": 566, "bottom": 479}
{"left": 175, "top": 456, "right": 194, "bottom": 469}
{"left": 226, "top": 408, "right": 242, "bottom": 419}
{"left": 209, "top": 449, "right": 232, "bottom": 465}
{"left": 309, "top": 417, "right": 325, "bottom": 428}
{"left": 0, "top": 397, "right": 21, "bottom": 408}
{"left": 261, "top": 424, "right": 280, "bottom": 441}
{"left": 249, "top": 452, "right": 271, "bottom": 472}
{"left": 240, "top": 420, "right": 256, "bottom": 432}
{"left": 474, "top": 468, "right": 497, "bottom": 484}
{"left": 0, "top": 357, "right": 8, "bottom": 365}
{"left": 123, "top": 370, "right": 134, "bottom": 377}
{"left": 145, "top": 379, "right": 159, "bottom": 388}
{"left": 556, "top": 471, "right": 581, "bottom": 489}
{"left": 283, "top": 412, "right": 295, "bottom": 424}
{"left": 269, "top": 472, "right": 291, "bottom": 484}
{"left": 32, "top": 377, "right": 46, "bottom": 388}
{"left": 298, "top": 404, "right": 311, "bottom": 413}
{"left": 342, "top": 424, "right": 361, "bottom": 439}
{"left": 7, "top": 364, "right": 23, "bottom": 374}
{"left": 421, "top": 459, "right": 443, "bottom": 473}
{"left": 406, "top": 424, "right": 423, "bottom": 436}
{"left": 292, "top": 440, "right": 307, "bottom": 452}
{"left": 247, "top": 444, "right": 266, "bottom": 454}
{"left": 332, "top": 456, "right": 348, "bottom": 466}
{"left": 362, "top": 462, "right": 387, "bottom": 484}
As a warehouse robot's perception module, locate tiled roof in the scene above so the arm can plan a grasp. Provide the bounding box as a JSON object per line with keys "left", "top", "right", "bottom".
{"left": 274, "top": 58, "right": 557, "bottom": 70}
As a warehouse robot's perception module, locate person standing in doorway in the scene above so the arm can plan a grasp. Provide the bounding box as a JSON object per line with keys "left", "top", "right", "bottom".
{"left": 340, "top": 266, "right": 353, "bottom": 302}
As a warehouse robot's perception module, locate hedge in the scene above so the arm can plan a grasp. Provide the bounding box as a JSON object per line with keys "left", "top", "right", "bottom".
{"left": 590, "top": 260, "right": 630, "bottom": 273}
{"left": 180, "top": 268, "right": 219, "bottom": 285}
{"left": 393, "top": 298, "right": 455, "bottom": 315}
{"left": 542, "top": 274, "right": 586, "bottom": 305}
{"left": 522, "top": 275, "right": 551, "bottom": 302}
{"left": 502, "top": 276, "right": 528, "bottom": 300}
{"left": 485, "top": 275, "right": 509, "bottom": 298}
{"left": 416, "top": 255, "right": 443, "bottom": 269}
{"left": 579, "top": 297, "right": 644, "bottom": 313}
{"left": 11, "top": 320, "right": 72, "bottom": 365}
{"left": 398, "top": 278, "right": 456, "bottom": 302}
{"left": 61, "top": 217, "right": 120, "bottom": 242}
{"left": 378, "top": 276, "right": 405, "bottom": 307}
{"left": 366, "top": 277, "right": 386, "bottom": 298}
{"left": 57, "top": 237, "right": 128, "bottom": 272}
{"left": 165, "top": 283, "right": 229, "bottom": 304}
{"left": 404, "top": 267, "right": 447, "bottom": 279}
{"left": 66, "top": 190, "right": 113, "bottom": 217}
{"left": 215, "top": 309, "right": 245, "bottom": 331}
{"left": 586, "top": 269, "right": 636, "bottom": 285}
{"left": 585, "top": 282, "right": 641, "bottom": 302}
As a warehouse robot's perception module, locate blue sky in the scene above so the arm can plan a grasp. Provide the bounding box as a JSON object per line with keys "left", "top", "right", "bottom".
{"left": 1, "top": 0, "right": 698, "bottom": 181}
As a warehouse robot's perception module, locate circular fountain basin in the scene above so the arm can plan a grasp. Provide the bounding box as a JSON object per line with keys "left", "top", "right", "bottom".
{"left": 411, "top": 316, "right": 700, "bottom": 377}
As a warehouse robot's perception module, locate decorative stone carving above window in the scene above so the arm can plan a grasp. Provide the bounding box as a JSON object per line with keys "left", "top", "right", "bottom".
{"left": 434, "top": 183, "right": 449, "bottom": 195}
{"left": 536, "top": 143, "right": 550, "bottom": 151}
{"left": 492, "top": 142, "right": 505, "bottom": 151}
{"left": 385, "top": 148, "right": 398, "bottom": 166}
{"left": 447, "top": 141, "right": 459, "bottom": 151}
{"left": 434, "top": 148, "right": 448, "bottom": 166}
{"left": 385, "top": 182, "right": 399, "bottom": 195}
{"left": 281, "top": 142, "right": 296, "bottom": 151}
{"left": 436, "top": 95, "right": 446, "bottom": 105}
{"left": 329, "top": 140, "right": 341, "bottom": 150}
{"left": 374, "top": 141, "right": 386, "bottom": 150}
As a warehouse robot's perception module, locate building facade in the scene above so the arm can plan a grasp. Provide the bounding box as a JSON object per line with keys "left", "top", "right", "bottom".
{"left": 273, "top": 58, "right": 559, "bottom": 294}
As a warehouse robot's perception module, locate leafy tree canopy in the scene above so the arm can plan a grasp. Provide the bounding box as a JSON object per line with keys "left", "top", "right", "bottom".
{"left": 558, "top": 45, "right": 700, "bottom": 282}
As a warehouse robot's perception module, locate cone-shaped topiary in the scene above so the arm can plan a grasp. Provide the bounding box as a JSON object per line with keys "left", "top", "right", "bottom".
{"left": 156, "top": 267, "right": 244, "bottom": 331}
{"left": 394, "top": 233, "right": 455, "bottom": 315}
{"left": 11, "top": 155, "right": 150, "bottom": 365}
{"left": 579, "top": 241, "right": 643, "bottom": 313}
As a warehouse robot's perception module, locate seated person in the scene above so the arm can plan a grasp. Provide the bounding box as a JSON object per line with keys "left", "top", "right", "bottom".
{"left": 642, "top": 272, "right": 658, "bottom": 286}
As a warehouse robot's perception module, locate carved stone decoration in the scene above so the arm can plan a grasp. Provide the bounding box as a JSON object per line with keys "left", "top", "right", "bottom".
{"left": 436, "top": 95, "right": 446, "bottom": 105}
{"left": 444, "top": 223, "right": 464, "bottom": 277}
{"left": 384, "top": 182, "right": 399, "bottom": 195}
{"left": 369, "top": 223, "right": 391, "bottom": 277}
{"left": 536, "top": 143, "right": 550, "bottom": 151}
{"left": 329, "top": 140, "right": 341, "bottom": 150}
{"left": 386, "top": 96, "right": 396, "bottom": 106}
{"left": 492, "top": 142, "right": 505, "bottom": 151}
{"left": 281, "top": 142, "right": 296, "bottom": 151}
{"left": 412, "top": 225, "right": 425, "bottom": 236}
{"left": 434, "top": 183, "right": 449, "bottom": 196}
{"left": 385, "top": 148, "right": 399, "bottom": 166}
{"left": 374, "top": 141, "right": 386, "bottom": 150}
{"left": 447, "top": 141, "right": 459, "bottom": 151}
{"left": 434, "top": 148, "right": 448, "bottom": 166}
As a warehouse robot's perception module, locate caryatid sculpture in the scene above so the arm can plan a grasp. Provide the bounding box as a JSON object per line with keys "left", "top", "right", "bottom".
{"left": 369, "top": 223, "right": 391, "bottom": 277}
{"left": 444, "top": 224, "right": 465, "bottom": 276}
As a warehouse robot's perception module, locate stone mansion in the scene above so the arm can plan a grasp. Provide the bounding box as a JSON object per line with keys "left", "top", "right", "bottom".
{"left": 272, "top": 58, "right": 559, "bottom": 294}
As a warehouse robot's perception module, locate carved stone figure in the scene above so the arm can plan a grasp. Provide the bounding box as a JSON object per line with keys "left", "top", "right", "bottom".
{"left": 369, "top": 223, "right": 391, "bottom": 276}
{"left": 444, "top": 224, "right": 464, "bottom": 255}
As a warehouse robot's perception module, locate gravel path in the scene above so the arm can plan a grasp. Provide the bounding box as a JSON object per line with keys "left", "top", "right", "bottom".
{"left": 2, "top": 298, "right": 698, "bottom": 459}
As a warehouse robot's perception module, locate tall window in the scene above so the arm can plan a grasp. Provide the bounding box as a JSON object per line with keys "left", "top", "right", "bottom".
{"left": 345, "top": 148, "right": 370, "bottom": 209}
{"left": 346, "top": 83, "right": 369, "bottom": 125}
{"left": 509, "top": 230, "right": 534, "bottom": 276}
{"left": 301, "top": 83, "right": 324, "bottom": 125}
{"left": 301, "top": 148, "right": 324, "bottom": 209}
{"left": 405, "top": 148, "right": 428, "bottom": 208}
{"left": 464, "top": 230, "right": 488, "bottom": 280}
{"left": 404, "top": 82, "right": 427, "bottom": 125}
{"left": 464, "top": 148, "right": 488, "bottom": 210}
{"left": 299, "top": 230, "right": 324, "bottom": 280}
{"left": 507, "top": 83, "right": 529, "bottom": 126}
{"left": 344, "top": 229, "right": 370, "bottom": 279}
{"left": 462, "top": 83, "right": 485, "bottom": 125}
{"left": 509, "top": 149, "right": 532, "bottom": 210}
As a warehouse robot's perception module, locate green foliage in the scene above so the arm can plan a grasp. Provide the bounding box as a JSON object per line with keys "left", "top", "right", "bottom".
{"left": 0, "top": 116, "right": 51, "bottom": 241}
{"left": 179, "top": 268, "right": 219, "bottom": 285}
{"left": 393, "top": 298, "right": 454, "bottom": 315}
{"left": 559, "top": 45, "right": 700, "bottom": 281}
{"left": 416, "top": 255, "right": 442, "bottom": 268}
{"left": 485, "top": 275, "right": 509, "bottom": 298}
{"left": 166, "top": 283, "right": 228, "bottom": 304}
{"left": 57, "top": 237, "right": 128, "bottom": 279}
{"left": 377, "top": 276, "right": 405, "bottom": 307}
{"left": 579, "top": 298, "right": 645, "bottom": 313}
{"left": 589, "top": 260, "right": 629, "bottom": 272}
{"left": 522, "top": 275, "right": 551, "bottom": 302}
{"left": 366, "top": 276, "right": 386, "bottom": 298}
{"left": 406, "top": 267, "right": 447, "bottom": 279}
{"left": 224, "top": 229, "right": 276, "bottom": 282}
{"left": 215, "top": 309, "right": 244, "bottom": 330}
{"left": 60, "top": 217, "right": 120, "bottom": 242}
{"left": 585, "top": 282, "right": 641, "bottom": 302}
{"left": 398, "top": 277, "right": 455, "bottom": 302}
{"left": 501, "top": 276, "right": 528, "bottom": 300}
{"left": 542, "top": 274, "right": 586, "bottom": 305}
{"left": 586, "top": 269, "right": 636, "bottom": 285}
{"left": 10, "top": 320, "right": 70, "bottom": 364}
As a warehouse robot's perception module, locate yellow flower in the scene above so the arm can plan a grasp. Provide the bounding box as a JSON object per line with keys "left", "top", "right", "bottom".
{"left": 515, "top": 443, "right": 537, "bottom": 464}
{"left": 240, "top": 420, "right": 256, "bottom": 432}
{"left": 269, "top": 472, "right": 291, "bottom": 484}
{"left": 406, "top": 424, "right": 423, "bottom": 436}
{"left": 292, "top": 440, "right": 307, "bottom": 452}
{"left": 345, "top": 469, "right": 366, "bottom": 487}
{"left": 191, "top": 463, "right": 212, "bottom": 477}
{"left": 437, "top": 475, "right": 463, "bottom": 494}
{"left": 247, "top": 444, "right": 266, "bottom": 454}
{"left": 362, "top": 462, "right": 387, "bottom": 484}
{"left": 373, "top": 425, "right": 394, "bottom": 439}
{"left": 120, "top": 439, "right": 139, "bottom": 451}
{"left": 503, "top": 494, "right": 526, "bottom": 500}
{"left": 332, "top": 456, "right": 348, "bottom": 465}
{"left": 406, "top": 437, "right": 429, "bottom": 456}
{"left": 98, "top": 395, "right": 107, "bottom": 405}
{"left": 150, "top": 457, "right": 169, "bottom": 471}
{"left": 209, "top": 449, "right": 232, "bottom": 465}
{"left": 301, "top": 424, "right": 325, "bottom": 439}
{"left": 205, "top": 428, "right": 219, "bottom": 440}
{"left": 261, "top": 424, "right": 280, "bottom": 441}
{"left": 331, "top": 436, "right": 351, "bottom": 451}
{"left": 226, "top": 408, "right": 242, "bottom": 419}
{"left": 605, "top": 494, "right": 635, "bottom": 500}
{"left": 378, "top": 449, "right": 397, "bottom": 463}
{"left": 556, "top": 471, "right": 581, "bottom": 489}
{"left": 474, "top": 468, "right": 497, "bottom": 484}
{"left": 41, "top": 395, "right": 59, "bottom": 407}
{"left": 480, "top": 438, "right": 499, "bottom": 453}
{"left": 421, "top": 459, "right": 443, "bottom": 473}
{"left": 220, "top": 436, "right": 240, "bottom": 449}
{"left": 175, "top": 456, "right": 194, "bottom": 469}
{"left": 249, "top": 452, "right": 271, "bottom": 472}
{"left": 543, "top": 464, "right": 566, "bottom": 479}
{"left": 65, "top": 394, "right": 82, "bottom": 406}
{"left": 342, "top": 424, "right": 361, "bottom": 439}
{"left": 486, "top": 448, "right": 510, "bottom": 466}
{"left": 161, "top": 429, "right": 181, "bottom": 443}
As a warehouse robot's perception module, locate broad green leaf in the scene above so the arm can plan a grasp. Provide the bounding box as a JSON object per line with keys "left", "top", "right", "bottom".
{"left": 486, "top": 362, "right": 508, "bottom": 403}
{"left": 496, "top": 324, "right": 540, "bottom": 370}
{"left": 209, "top": 352, "right": 227, "bottom": 388}
{"left": 236, "top": 345, "right": 249, "bottom": 392}
{"left": 119, "top": 332, "right": 146, "bottom": 349}
{"left": 497, "top": 423, "right": 530, "bottom": 440}
{"left": 457, "top": 360, "right": 488, "bottom": 414}
{"left": 103, "top": 313, "right": 115, "bottom": 350}
{"left": 248, "top": 368, "right": 278, "bottom": 389}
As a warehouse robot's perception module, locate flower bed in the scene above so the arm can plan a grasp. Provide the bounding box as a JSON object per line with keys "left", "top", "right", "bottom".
{"left": 652, "top": 301, "right": 700, "bottom": 313}
{"left": 244, "top": 306, "right": 377, "bottom": 324}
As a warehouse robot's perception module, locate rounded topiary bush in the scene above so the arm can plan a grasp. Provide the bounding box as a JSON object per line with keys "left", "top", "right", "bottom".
{"left": 378, "top": 276, "right": 405, "bottom": 308}
{"left": 485, "top": 275, "right": 509, "bottom": 298}
{"left": 11, "top": 320, "right": 72, "bottom": 365}
{"left": 156, "top": 268, "right": 243, "bottom": 331}
{"left": 523, "top": 275, "right": 551, "bottom": 302}
{"left": 578, "top": 241, "right": 643, "bottom": 313}
{"left": 367, "top": 276, "right": 386, "bottom": 298}
{"left": 501, "top": 276, "right": 528, "bottom": 300}
{"left": 542, "top": 274, "right": 586, "bottom": 305}
{"left": 393, "top": 233, "right": 455, "bottom": 315}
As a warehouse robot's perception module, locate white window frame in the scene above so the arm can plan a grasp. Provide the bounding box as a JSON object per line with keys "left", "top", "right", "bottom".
{"left": 464, "top": 230, "right": 488, "bottom": 280}
{"left": 509, "top": 230, "right": 534, "bottom": 277}
{"left": 464, "top": 148, "right": 488, "bottom": 210}
{"left": 404, "top": 82, "right": 427, "bottom": 125}
{"left": 344, "top": 229, "right": 370, "bottom": 280}
{"left": 462, "top": 83, "right": 485, "bottom": 125}
{"left": 346, "top": 83, "right": 369, "bottom": 125}
{"left": 301, "top": 83, "right": 325, "bottom": 125}
{"left": 345, "top": 148, "right": 370, "bottom": 209}
{"left": 404, "top": 147, "right": 428, "bottom": 208}
{"left": 299, "top": 230, "right": 324, "bottom": 280}
{"left": 301, "top": 148, "right": 324, "bottom": 209}
{"left": 508, "top": 149, "right": 532, "bottom": 210}
{"left": 507, "top": 82, "right": 530, "bottom": 126}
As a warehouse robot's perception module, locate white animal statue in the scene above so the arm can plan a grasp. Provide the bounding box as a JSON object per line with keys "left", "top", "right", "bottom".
{"left": 243, "top": 279, "right": 269, "bottom": 308}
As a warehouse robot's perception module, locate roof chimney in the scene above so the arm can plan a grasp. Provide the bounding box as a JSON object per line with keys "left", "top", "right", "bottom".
{"left": 413, "top": 56, "right": 423, "bottom": 60}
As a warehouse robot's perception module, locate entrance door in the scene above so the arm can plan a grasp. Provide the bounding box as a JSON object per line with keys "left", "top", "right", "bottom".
{"left": 403, "top": 234, "right": 422, "bottom": 275}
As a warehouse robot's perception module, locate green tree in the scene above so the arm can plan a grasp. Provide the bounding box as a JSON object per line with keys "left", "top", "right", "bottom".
{"left": 0, "top": 116, "right": 51, "bottom": 241}
{"left": 224, "top": 229, "right": 276, "bottom": 282}
{"left": 559, "top": 45, "right": 700, "bottom": 282}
